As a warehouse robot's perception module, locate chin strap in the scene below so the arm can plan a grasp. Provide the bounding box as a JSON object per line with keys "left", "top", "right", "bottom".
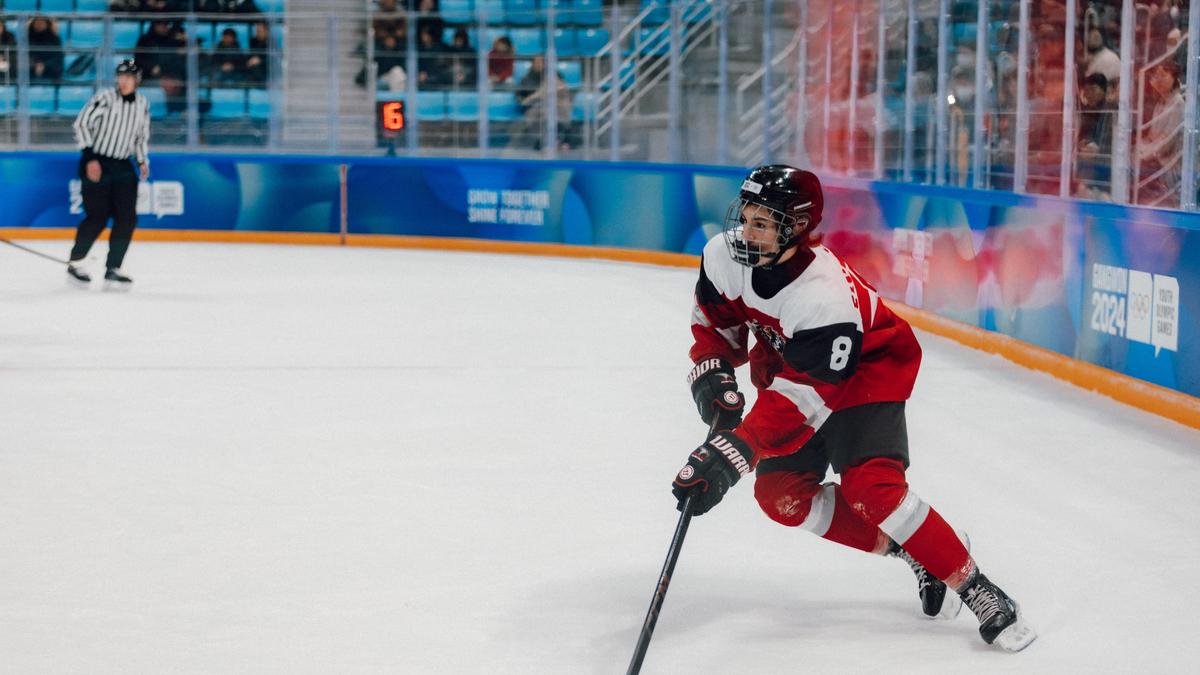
{"left": 756, "top": 243, "right": 801, "bottom": 269}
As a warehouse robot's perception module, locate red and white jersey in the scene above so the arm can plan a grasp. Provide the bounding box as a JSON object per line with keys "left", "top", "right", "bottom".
{"left": 690, "top": 235, "right": 921, "bottom": 460}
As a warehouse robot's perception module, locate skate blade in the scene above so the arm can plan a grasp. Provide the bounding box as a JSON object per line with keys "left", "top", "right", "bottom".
{"left": 102, "top": 280, "right": 132, "bottom": 293}
{"left": 936, "top": 592, "right": 963, "bottom": 620}
{"left": 992, "top": 616, "right": 1037, "bottom": 652}
{"left": 68, "top": 278, "right": 91, "bottom": 289}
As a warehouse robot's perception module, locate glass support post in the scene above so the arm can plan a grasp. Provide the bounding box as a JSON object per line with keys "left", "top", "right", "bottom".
{"left": 1014, "top": 0, "right": 1031, "bottom": 192}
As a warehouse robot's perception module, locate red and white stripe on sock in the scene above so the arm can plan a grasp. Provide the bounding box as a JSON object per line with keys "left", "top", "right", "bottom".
{"left": 843, "top": 458, "right": 975, "bottom": 590}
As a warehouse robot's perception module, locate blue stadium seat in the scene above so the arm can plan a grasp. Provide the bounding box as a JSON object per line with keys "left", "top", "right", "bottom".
{"left": 479, "top": 27, "right": 507, "bottom": 51}
{"left": 414, "top": 90, "right": 447, "bottom": 121}
{"left": 0, "top": 87, "right": 16, "bottom": 115}
{"left": 208, "top": 88, "right": 247, "bottom": 118}
{"left": 191, "top": 22, "right": 216, "bottom": 48}
{"left": 506, "top": 0, "right": 540, "bottom": 25}
{"left": 571, "top": 90, "right": 597, "bottom": 121}
{"left": 69, "top": 21, "right": 105, "bottom": 49}
{"left": 512, "top": 59, "right": 531, "bottom": 83}
{"left": 556, "top": 60, "right": 581, "bottom": 88}
{"left": 572, "top": 0, "right": 604, "bottom": 27}
{"left": 112, "top": 22, "right": 143, "bottom": 50}
{"left": 509, "top": 28, "right": 544, "bottom": 56}
{"left": 142, "top": 86, "right": 167, "bottom": 117}
{"left": 257, "top": 0, "right": 287, "bottom": 13}
{"left": 552, "top": 28, "right": 577, "bottom": 57}
{"left": 575, "top": 27, "right": 609, "bottom": 55}
{"left": 600, "top": 61, "right": 634, "bottom": 90}
{"left": 477, "top": 0, "right": 506, "bottom": 24}
{"left": 549, "top": 0, "right": 571, "bottom": 20}
{"left": 636, "top": 27, "right": 669, "bottom": 56}
{"left": 5, "top": 0, "right": 39, "bottom": 10}
{"left": 440, "top": 0, "right": 475, "bottom": 25}
{"left": 248, "top": 89, "right": 270, "bottom": 119}
{"left": 62, "top": 54, "right": 97, "bottom": 82}
{"left": 76, "top": 0, "right": 111, "bottom": 11}
{"left": 487, "top": 91, "right": 520, "bottom": 121}
{"left": 952, "top": 22, "right": 977, "bottom": 46}
{"left": 39, "top": 0, "right": 75, "bottom": 11}
{"left": 641, "top": 0, "right": 670, "bottom": 25}
{"left": 685, "top": 0, "right": 714, "bottom": 24}
{"left": 27, "top": 86, "right": 57, "bottom": 116}
{"left": 447, "top": 91, "right": 479, "bottom": 121}
{"left": 57, "top": 85, "right": 95, "bottom": 114}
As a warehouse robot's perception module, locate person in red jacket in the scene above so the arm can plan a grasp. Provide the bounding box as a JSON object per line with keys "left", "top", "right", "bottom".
{"left": 671, "top": 165, "right": 1035, "bottom": 652}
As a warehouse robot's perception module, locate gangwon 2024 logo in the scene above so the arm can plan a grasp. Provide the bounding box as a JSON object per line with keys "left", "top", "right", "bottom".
{"left": 1090, "top": 263, "right": 1179, "bottom": 355}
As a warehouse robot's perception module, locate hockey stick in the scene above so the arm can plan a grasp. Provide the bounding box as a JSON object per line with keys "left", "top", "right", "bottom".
{"left": 626, "top": 491, "right": 696, "bottom": 675}
{"left": 0, "top": 238, "right": 70, "bottom": 265}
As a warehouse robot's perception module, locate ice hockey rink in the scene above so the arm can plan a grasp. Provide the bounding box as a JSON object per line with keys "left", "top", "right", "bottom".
{"left": 2, "top": 241, "right": 1198, "bottom": 674}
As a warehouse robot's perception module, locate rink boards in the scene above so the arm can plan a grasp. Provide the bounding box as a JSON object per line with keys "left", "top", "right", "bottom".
{"left": 1, "top": 151, "right": 1198, "bottom": 408}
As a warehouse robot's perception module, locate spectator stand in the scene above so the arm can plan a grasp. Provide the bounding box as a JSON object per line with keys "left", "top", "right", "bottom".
{"left": 367, "top": 0, "right": 613, "bottom": 155}
{"left": 0, "top": 1, "right": 286, "bottom": 147}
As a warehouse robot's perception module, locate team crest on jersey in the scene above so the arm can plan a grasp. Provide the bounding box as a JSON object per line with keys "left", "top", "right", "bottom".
{"left": 749, "top": 319, "right": 786, "bottom": 354}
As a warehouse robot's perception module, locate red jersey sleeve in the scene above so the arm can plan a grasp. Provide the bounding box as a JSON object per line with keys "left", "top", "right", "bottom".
{"left": 689, "top": 255, "right": 750, "bottom": 366}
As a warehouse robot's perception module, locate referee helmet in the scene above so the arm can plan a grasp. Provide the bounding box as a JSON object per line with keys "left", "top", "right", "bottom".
{"left": 115, "top": 59, "right": 141, "bottom": 80}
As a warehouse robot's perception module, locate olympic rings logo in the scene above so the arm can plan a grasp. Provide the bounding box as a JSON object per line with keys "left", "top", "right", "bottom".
{"left": 1129, "top": 293, "right": 1151, "bottom": 318}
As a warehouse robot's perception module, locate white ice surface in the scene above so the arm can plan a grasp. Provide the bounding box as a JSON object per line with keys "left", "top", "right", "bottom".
{"left": 2, "top": 242, "right": 1198, "bottom": 674}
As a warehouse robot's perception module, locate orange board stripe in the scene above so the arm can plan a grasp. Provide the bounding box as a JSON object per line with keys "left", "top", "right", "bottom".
{"left": 4, "top": 227, "right": 1196, "bottom": 429}
{"left": 0, "top": 228, "right": 701, "bottom": 268}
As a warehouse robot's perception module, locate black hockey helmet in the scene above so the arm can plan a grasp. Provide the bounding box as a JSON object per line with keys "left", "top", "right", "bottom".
{"left": 722, "top": 165, "right": 823, "bottom": 267}
{"left": 115, "top": 59, "right": 141, "bottom": 80}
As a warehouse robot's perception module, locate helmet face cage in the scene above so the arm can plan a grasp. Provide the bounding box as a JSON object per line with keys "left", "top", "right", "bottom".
{"left": 722, "top": 197, "right": 803, "bottom": 267}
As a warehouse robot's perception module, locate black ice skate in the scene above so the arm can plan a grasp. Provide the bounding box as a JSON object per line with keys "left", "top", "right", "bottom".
{"left": 958, "top": 571, "right": 1036, "bottom": 652}
{"left": 67, "top": 262, "right": 91, "bottom": 288}
{"left": 887, "top": 540, "right": 962, "bottom": 619}
{"left": 103, "top": 267, "right": 133, "bottom": 291}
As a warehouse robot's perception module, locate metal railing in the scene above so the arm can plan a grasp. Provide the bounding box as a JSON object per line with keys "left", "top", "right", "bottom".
{"left": 1, "top": 1, "right": 1197, "bottom": 212}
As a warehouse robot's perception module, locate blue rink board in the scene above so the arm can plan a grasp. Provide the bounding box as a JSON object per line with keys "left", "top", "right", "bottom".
{"left": 2, "top": 151, "right": 1197, "bottom": 398}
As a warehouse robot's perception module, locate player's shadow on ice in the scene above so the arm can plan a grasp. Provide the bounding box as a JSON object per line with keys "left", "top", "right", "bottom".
{"left": 509, "top": 570, "right": 979, "bottom": 673}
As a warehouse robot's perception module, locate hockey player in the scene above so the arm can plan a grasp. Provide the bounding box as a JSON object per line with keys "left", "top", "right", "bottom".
{"left": 671, "top": 165, "right": 1035, "bottom": 651}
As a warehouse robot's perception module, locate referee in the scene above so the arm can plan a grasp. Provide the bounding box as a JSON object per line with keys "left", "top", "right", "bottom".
{"left": 67, "top": 60, "right": 151, "bottom": 290}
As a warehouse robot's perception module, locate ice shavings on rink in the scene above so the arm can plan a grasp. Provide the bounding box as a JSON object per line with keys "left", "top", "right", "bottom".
{"left": 2, "top": 242, "right": 1198, "bottom": 673}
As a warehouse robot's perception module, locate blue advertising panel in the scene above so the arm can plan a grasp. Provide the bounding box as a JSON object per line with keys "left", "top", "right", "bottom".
{"left": 1, "top": 152, "right": 1196, "bottom": 398}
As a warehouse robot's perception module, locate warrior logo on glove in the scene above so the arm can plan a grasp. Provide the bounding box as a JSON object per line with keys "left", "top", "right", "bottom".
{"left": 672, "top": 432, "right": 755, "bottom": 516}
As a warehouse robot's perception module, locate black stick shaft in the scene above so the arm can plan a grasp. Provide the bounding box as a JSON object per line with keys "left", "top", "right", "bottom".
{"left": 0, "top": 238, "right": 70, "bottom": 265}
{"left": 626, "top": 492, "right": 696, "bottom": 675}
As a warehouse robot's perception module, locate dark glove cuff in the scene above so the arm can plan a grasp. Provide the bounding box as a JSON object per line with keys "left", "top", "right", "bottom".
{"left": 81, "top": 147, "right": 96, "bottom": 163}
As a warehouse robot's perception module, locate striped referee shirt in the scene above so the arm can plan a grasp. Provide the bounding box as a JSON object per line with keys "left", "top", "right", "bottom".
{"left": 73, "top": 87, "right": 151, "bottom": 166}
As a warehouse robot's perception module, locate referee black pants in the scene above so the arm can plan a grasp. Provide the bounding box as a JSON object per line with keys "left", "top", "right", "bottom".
{"left": 71, "top": 156, "right": 138, "bottom": 270}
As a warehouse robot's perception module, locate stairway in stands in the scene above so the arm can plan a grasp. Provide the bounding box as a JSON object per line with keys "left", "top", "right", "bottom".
{"left": 282, "top": 0, "right": 375, "bottom": 152}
